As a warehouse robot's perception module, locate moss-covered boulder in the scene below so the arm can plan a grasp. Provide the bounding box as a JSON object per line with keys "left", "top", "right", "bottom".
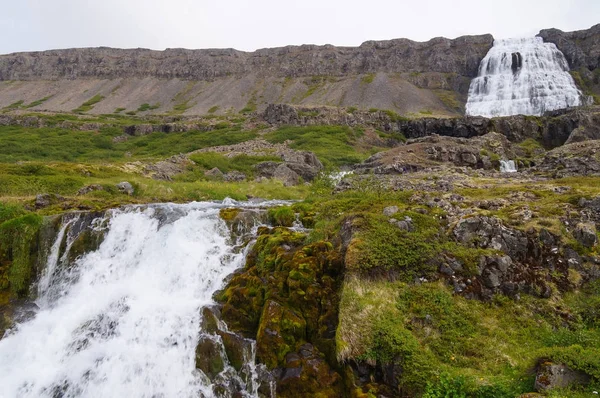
{"left": 217, "top": 226, "right": 345, "bottom": 397}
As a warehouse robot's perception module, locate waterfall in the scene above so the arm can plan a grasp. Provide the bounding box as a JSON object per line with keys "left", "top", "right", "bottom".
{"left": 466, "top": 37, "right": 583, "bottom": 117}
{"left": 500, "top": 160, "right": 518, "bottom": 173}
{"left": 0, "top": 201, "right": 275, "bottom": 398}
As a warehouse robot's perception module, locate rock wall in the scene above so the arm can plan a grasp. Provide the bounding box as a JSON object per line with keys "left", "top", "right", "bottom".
{"left": 539, "top": 24, "right": 600, "bottom": 71}
{"left": 0, "top": 35, "right": 493, "bottom": 81}
{"left": 263, "top": 104, "right": 600, "bottom": 148}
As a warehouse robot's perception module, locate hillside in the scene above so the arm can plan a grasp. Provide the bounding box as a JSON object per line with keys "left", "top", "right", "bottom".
{"left": 0, "top": 35, "right": 495, "bottom": 116}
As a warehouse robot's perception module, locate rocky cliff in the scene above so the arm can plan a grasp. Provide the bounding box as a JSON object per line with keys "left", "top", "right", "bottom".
{"left": 0, "top": 35, "right": 493, "bottom": 116}
{"left": 0, "top": 35, "right": 493, "bottom": 81}
{"left": 539, "top": 24, "right": 600, "bottom": 101}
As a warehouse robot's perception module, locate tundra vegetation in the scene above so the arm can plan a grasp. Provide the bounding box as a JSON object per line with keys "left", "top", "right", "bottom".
{"left": 0, "top": 109, "right": 599, "bottom": 397}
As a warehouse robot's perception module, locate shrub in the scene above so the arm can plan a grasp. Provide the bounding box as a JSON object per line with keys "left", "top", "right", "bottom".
{"left": 268, "top": 206, "right": 295, "bottom": 227}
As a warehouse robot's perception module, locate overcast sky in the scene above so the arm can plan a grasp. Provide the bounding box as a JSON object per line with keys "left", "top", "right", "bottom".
{"left": 1, "top": 0, "right": 598, "bottom": 54}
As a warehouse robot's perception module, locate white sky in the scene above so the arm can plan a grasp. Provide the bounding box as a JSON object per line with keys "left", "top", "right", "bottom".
{"left": 1, "top": 0, "right": 598, "bottom": 54}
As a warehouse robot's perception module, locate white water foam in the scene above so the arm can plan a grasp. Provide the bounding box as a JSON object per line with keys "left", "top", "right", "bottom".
{"left": 0, "top": 202, "right": 261, "bottom": 398}
{"left": 466, "top": 37, "right": 583, "bottom": 117}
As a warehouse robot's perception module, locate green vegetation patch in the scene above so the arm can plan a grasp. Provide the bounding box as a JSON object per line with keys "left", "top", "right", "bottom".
{"left": 72, "top": 94, "right": 105, "bottom": 113}
{"left": 0, "top": 125, "right": 258, "bottom": 162}
{"left": 0, "top": 212, "right": 43, "bottom": 296}
{"left": 264, "top": 125, "right": 383, "bottom": 168}
{"left": 24, "top": 96, "right": 53, "bottom": 109}
{"left": 137, "top": 103, "right": 160, "bottom": 112}
{"left": 185, "top": 152, "right": 280, "bottom": 179}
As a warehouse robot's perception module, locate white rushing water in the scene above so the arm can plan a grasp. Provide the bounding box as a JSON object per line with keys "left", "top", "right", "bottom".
{"left": 500, "top": 160, "right": 518, "bottom": 173}
{"left": 466, "top": 37, "right": 583, "bottom": 117}
{"left": 0, "top": 201, "right": 267, "bottom": 398}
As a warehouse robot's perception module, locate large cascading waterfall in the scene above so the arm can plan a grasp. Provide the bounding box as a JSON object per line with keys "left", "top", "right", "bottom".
{"left": 466, "top": 37, "right": 583, "bottom": 117}
{"left": 0, "top": 201, "right": 276, "bottom": 398}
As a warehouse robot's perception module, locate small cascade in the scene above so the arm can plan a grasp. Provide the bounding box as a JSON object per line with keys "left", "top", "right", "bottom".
{"left": 0, "top": 201, "right": 279, "bottom": 398}
{"left": 466, "top": 37, "right": 583, "bottom": 117}
{"left": 500, "top": 160, "right": 518, "bottom": 173}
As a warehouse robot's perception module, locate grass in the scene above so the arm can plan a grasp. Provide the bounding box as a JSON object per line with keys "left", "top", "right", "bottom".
{"left": 72, "top": 94, "right": 105, "bottom": 113}
{"left": 137, "top": 103, "right": 160, "bottom": 112}
{"left": 361, "top": 74, "right": 376, "bottom": 84}
{"left": 0, "top": 125, "right": 257, "bottom": 162}
{"left": 208, "top": 106, "right": 219, "bottom": 114}
{"left": 23, "top": 96, "right": 53, "bottom": 109}
{"left": 263, "top": 125, "right": 383, "bottom": 168}
{"left": 3, "top": 100, "right": 24, "bottom": 111}
{"left": 338, "top": 278, "right": 600, "bottom": 396}
{"left": 185, "top": 152, "right": 281, "bottom": 179}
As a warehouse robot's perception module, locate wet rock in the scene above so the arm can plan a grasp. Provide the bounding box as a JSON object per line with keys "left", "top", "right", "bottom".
{"left": 573, "top": 222, "right": 598, "bottom": 248}
{"left": 535, "top": 362, "right": 590, "bottom": 392}
{"left": 217, "top": 330, "right": 253, "bottom": 372}
{"left": 195, "top": 335, "right": 225, "bottom": 380}
{"left": 116, "top": 181, "right": 134, "bottom": 195}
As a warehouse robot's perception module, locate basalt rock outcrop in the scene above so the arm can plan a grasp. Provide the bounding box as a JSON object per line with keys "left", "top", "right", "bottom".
{"left": 263, "top": 104, "right": 600, "bottom": 148}
{"left": 0, "top": 35, "right": 493, "bottom": 81}
{"left": 539, "top": 24, "right": 600, "bottom": 72}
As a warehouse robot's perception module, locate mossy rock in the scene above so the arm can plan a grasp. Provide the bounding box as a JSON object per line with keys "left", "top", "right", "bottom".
{"left": 217, "top": 329, "right": 253, "bottom": 371}
{"left": 219, "top": 207, "right": 241, "bottom": 222}
{"left": 256, "top": 300, "right": 307, "bottom": 369}
{"left": 195, "top": 335, "right": 225, "bottom": 380}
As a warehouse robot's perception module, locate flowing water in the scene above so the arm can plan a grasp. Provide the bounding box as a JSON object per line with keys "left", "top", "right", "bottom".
{"left": 466, "top": 37, "right": 583, "bottom": 117}
{"left": 0, "top": 200, "right": 275, "bottom": 398}
{"left": 500, "top": 160, "right": 518, "bottom": 173}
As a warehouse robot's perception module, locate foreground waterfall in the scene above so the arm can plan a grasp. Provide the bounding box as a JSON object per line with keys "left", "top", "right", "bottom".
{"left": 466, "top": 37, "right": 583, "bottom": 117}
{"left": 0, "top": 201, "right": 271, "bottom": 398}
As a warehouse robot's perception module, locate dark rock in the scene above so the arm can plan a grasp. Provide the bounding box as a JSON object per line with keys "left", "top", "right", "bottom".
{"left": 34, "top": 193, "right": 65, "bottom": 209}
{"left": 573, "top": 222, "right": 598, "bottom": 248}
{"left": 534, "top": 362, "right": 590, "bottom": 392}
{"left": 195, "top": 335, "right": 225, "bottom": 380}
{"left": 76, "top": 184, "right": 104, "bottom": 196}
{"left": 224, "top": 171, "right": 246, "bottom": 182}
{"left": 273, "top": 164, "right": 300, "bottom": 186}
{"left": 217, "top": 330, "right": 253, "bottom": 372}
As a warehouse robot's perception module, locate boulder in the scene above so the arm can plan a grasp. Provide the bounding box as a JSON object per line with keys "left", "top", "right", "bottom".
{"left": 195, "top": 335, "right": 225, "bottom": 380}
{"left": 535, "top": 362, "right": 590, "bottom": 392}
{"left": 34, "top": 193, "right": 65, "bottom": 209}
{"left": 116, "top": 181, "right": 134, "bottom": 195}
{"left": 573, "top": 222, "right": 598, "bottom": 248}
{"left": 204, "top": 167, "right": 224, "bottom": 178}
{"left": 383, "top": 206, "right": 399, "bottom": 217}
{"left": 273, "top": 164, "right": 300, "bottom": 186}
{"left": 223, "top": 171, "right": 246, "bottom": 182}
{"left": 77, "top": 184, "right": 104, "bottom": 196}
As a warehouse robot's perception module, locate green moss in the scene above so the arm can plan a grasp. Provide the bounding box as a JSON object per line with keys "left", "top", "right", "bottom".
{"left": 207, "top": 105, "right": 219, "bottom": 114}
{"left": 219, "top": 208, "right": 241, "bottom": 222}
{"left": 268, "top": 206, "right": 295, "bottom": 227}
{"left": 0, "top": 213, "right": 43, "bottom": 296}
{"left": 361, "top": 74, "right": 376, "bottom": 84}
{"left": 137, "top": 103, "right": 160, "bottom": 112}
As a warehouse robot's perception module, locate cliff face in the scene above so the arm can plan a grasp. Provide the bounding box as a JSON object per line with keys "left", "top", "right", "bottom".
{"left": 0, "top": 35, "right": 493, "bottom": 116}
{"left": 539, "top": 24, "right": 600, "bottom": 71}
{"left": 0, "top": 35, "right": 493, "bottom": 81}
{"left": 539, "top": 24, "right": 600, "bottom": 102}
